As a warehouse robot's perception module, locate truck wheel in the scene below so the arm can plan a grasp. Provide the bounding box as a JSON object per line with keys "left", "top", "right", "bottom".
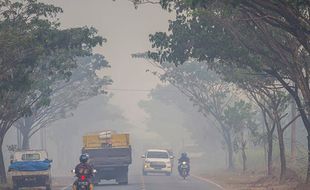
{"left": 46, "top": 184, "right": 52, "bottom": 190}
{"left": 12, "top": 181, "right": 19, "bottom": 190}
{"left": 13, "top": 185, "right": 19, "bottom": 190}
{"left": 117, "top": 170, "right": 128, "bottom": 185}
{"left": 119, "top": 181, "right": 128, "bottom": 185}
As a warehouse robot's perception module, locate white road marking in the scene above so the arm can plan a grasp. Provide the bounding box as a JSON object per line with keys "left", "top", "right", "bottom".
{"left": 61, "top": 185, "right": 71, "bottom": 190}
{"left": 141, "top": 175, "right": 146, "bottom": 190}
{"left": 192, "top": 174, "right": 226, "bottom": 190}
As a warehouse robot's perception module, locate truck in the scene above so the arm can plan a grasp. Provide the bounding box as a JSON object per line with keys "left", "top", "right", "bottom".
{"left": 7, "top": 150, "right": 52, "bottom": 190}
{"left": 82, "top": 131, "right": 132, "bottom": 185}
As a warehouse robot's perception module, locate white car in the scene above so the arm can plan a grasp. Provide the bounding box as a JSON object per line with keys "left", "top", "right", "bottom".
{"left": 142, "top": 149, "right": 174, "bottom": 176}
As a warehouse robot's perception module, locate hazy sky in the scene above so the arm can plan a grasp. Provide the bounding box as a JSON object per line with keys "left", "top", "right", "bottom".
{"left": 42, "top": 0, "right": 174, "bottom": 132}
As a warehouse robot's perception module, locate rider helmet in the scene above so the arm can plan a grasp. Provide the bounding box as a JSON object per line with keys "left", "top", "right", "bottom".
{"left": 79, "top": 153, "right": 89, "bottom": 163}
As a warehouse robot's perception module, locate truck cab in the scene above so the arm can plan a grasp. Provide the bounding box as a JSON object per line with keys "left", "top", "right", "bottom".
{"left": 142, "top": 149, "right": 174, "bottom": 176}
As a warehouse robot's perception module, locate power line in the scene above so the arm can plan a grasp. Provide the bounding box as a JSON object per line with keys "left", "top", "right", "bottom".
{"left": 103, "top": 87, "right": 180, "bottom": 93}
{"left": 104, "top": 88, "right": 152, "bottom": 92}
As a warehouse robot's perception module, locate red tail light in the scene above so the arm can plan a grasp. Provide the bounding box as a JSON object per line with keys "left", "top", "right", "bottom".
{"left": 80, "top": 175, "right": 86, "bottom": 181}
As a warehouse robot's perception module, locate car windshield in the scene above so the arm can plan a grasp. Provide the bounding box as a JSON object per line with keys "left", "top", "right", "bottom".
{"left": 147, "top": 151, "right": 169, "bottom": 159}
{"left": 21, "top": 153, "right": 40, "bottom": 161}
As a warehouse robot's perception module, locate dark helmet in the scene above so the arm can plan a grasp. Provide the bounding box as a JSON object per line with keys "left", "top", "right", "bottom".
{"left": 79, "top": 153, "right": 89, "bottom": 163}
{"left": 181, "top": 152, "right": 187, "bottom": 157}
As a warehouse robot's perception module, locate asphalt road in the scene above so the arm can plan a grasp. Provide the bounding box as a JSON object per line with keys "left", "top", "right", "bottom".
{"left": 61, "top": 172, "right": 224, "bottom": 190}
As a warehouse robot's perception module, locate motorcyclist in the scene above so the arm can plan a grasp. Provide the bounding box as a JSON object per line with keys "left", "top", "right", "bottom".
{"left": 178, "top": 152, "right": 190, "bottom": 175}
{"left": 73, "top": 153, "right": 94, "bottom": 190}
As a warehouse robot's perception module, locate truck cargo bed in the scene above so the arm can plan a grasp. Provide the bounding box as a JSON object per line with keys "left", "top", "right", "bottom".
{"left": 9, "top": 170, "right": 50, "bottom": 177}
{"left": 82, "top": 146, "right": 132, "bottom": 166}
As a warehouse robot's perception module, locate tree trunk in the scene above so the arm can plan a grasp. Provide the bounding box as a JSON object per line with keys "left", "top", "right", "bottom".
{"left": 290, "top": 99, "right": 297, "bottom": 165}
{"left": 22, "top": 133, "right": 30, "bottom": 150}
{"left": 0, "top": 136, "right": 6, "bottom": 184}
{"left": 241, "top": 143, "right": 247, "bottom": 172}
{"left": 267, "top": 133, "right": 273, "bottom": 176}
{"left": 225, "top": 131, "right": 234, "bottom": 170}
{"left": 20, "top": 116, "right": 33, "bottom": 150}
{"left": 307, "top": 135, "right": 310, "bottom": 183}
{"left": 228, "top": 143, "right": 234, "bottom": 170}
{"left": 277, "top": 128, "right": 286, "bottom": 182}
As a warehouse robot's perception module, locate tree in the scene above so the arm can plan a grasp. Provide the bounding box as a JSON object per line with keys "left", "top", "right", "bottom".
{"left": 249, "top": 86, "right": 297, "bottom": 181}
{"left": 147, "top": 0, "right": 310, "bottom": 182}
{"left": 223, "top": 100, "right": 259, "bottom": 172}
{"left": 0, "top": 0, "right": 104, "bottom": 183}
{"left": 143, "top": 60, "right": 243, "bottom": 169}
{"left": 15, "top": 54, "right": 112, "bottom": 150}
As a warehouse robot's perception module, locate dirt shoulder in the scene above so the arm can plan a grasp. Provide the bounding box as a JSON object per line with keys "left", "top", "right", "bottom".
{"left": 200, "top": 170, "right": 310, "bottom": 190}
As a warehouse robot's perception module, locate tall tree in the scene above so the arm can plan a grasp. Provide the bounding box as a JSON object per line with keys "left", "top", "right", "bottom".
{"left": 147, "top": 0, "right": 310, "bottom": 182}
{"left": 249, "top": 86, "right": 298, "bottom": 181}
{"left": 142, "top": 60, "right": 242, "bottom": 169}
{"left": 0, "top": 0, "right": 104, "bottom": 183}
{"left": 223, "top": 100, "right": 259, "bottom": 172}
{"left": 15, "top": 54, "right": 112, "bottom": 150}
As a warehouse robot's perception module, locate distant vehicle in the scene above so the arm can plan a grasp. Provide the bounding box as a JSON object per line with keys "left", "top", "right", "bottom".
{"left": 81, "top": 130, "right": 132, "bottom": 185}
{"left": 142, "top": 149, "right": 174, "bottom": 176}
{"left": 7, "top": 150, "right": 52, "bottom": 190}
{"left": 178, "top": 161, "right": 190, "bottom": 179}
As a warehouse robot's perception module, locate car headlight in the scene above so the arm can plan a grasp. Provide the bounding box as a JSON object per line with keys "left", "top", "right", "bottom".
{"left": 144, "top": 163, "right": 150, "bottom": 168}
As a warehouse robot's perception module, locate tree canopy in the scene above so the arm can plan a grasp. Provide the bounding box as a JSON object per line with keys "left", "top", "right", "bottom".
{"left": 0, "top": 0, "right": 104, "bottom": 183}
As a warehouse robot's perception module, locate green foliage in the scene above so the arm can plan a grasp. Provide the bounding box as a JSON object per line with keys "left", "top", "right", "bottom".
{"left": 0, "top": 0, "right": 105, "bottom": 183}
{"left": 0, "top": 0, "right": 104, "bottom": 122}
{"left": 224, "top": 100, "right": 260, "bottom": 150}
{"left": 16, "top": 54, "right": 112, "bottom": 148}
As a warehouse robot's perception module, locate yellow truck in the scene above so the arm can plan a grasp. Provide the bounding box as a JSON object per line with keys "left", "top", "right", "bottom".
{"left": 82, "top": 131, "right": 132, "bottom": 185}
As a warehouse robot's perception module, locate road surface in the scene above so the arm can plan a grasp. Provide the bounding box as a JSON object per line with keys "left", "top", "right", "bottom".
{"left": 60, "top": 172, "right": 224, "bottom": 190}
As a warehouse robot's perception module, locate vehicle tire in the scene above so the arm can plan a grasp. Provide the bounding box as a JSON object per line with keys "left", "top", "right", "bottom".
{"left": 119, "top": 181, "right": 128, "bottom": 185}
{"left": 117, "top": 169, "right": 128, "bottom": 185}
{"left": 46, "top": 184, "right": 52, "bottom": 190}
{"left": 12, "top": 182, "right": 19, "bottom": 190}
{"left": 182, "top": 170, "right": 187, "bottom": 179}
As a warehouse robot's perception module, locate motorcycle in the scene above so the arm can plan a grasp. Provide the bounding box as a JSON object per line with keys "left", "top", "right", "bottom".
{"left": 72, "top": 169, "right": 96, "bottom": 190}
{"left": 75, "top": 175, "right": 91, "bottom": 190}
{"left": 178, "top": 161, "right": 189, "bottom": 179}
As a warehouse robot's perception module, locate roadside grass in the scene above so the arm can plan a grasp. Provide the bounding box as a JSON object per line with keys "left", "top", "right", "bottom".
{"left": 199, "top": 144, "right": 310, "bottom": 190}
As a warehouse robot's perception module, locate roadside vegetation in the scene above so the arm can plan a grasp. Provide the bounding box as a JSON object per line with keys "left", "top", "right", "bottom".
{"left": 0, "top": 0, "right": 109, "bottom": 184}
{"left": 132, "top": 0, "right": 310, "bottom": 188}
